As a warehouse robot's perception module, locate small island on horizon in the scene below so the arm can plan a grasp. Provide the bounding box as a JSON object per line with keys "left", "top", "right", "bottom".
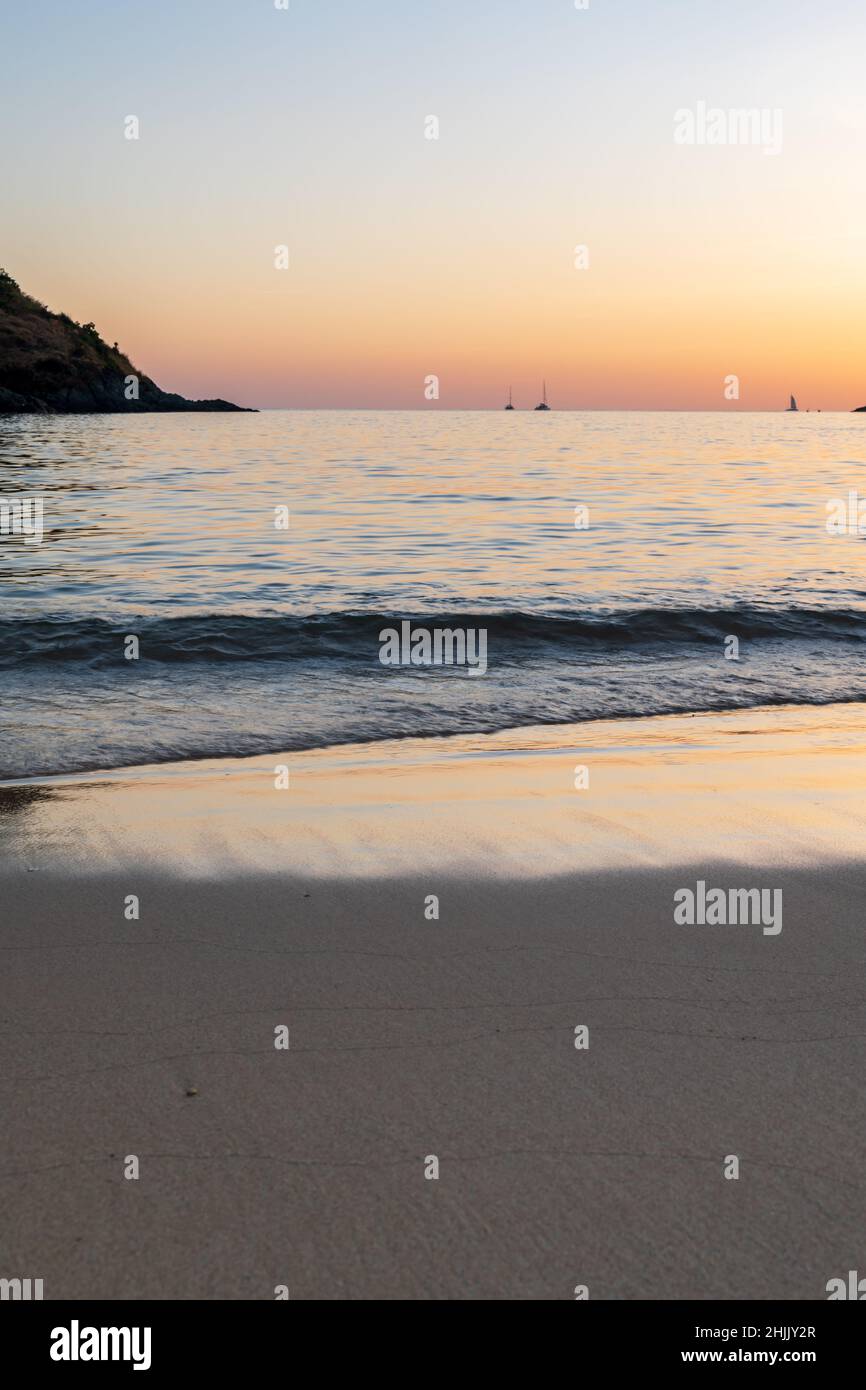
{"left": 0, "top": 269, "right": 254, "bottom": 415}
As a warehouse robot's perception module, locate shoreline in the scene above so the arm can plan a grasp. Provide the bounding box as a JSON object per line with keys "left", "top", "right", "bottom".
{"left": 3, "top": 700, "right": 866, "bottom": 878}
{"left": 4, "top": 690, "right": 866, "bottom": 788}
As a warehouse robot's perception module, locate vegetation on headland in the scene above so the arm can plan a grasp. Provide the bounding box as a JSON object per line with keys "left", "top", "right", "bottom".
{"left": 0, "top": 269, "right": 254, "bottom": 414}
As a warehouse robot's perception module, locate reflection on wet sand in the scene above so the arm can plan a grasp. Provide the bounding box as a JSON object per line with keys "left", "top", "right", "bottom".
{"left": 2, "top": 702, "right": 866, "bottom": 879}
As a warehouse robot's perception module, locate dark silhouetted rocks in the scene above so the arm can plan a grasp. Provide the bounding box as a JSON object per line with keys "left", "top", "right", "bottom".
{"left": 0, "top": 269, "right": 255, "bottom": 414}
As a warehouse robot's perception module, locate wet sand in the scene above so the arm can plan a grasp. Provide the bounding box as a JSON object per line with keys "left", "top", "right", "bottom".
{"left": 1, "top": 704, "right": 865, "bottom": 1298}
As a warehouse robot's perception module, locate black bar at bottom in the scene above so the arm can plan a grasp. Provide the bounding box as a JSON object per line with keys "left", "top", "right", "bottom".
{"left": 1, "top": 1299, "right": 861, "bottom": 1375}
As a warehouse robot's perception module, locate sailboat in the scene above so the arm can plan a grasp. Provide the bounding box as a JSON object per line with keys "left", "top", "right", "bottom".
{"left": 786, "top": 394, "right": 798, "bottom": 412}
{"left": 504, "top": 386, "right": 514, "bottom": 410}
{"left": 534, "top": 380, "right": 550, "bottom": 411}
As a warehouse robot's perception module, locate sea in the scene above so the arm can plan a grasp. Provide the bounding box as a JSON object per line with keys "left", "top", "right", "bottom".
{"left": 2, "top": 409, "right": 865, "bottom": 780}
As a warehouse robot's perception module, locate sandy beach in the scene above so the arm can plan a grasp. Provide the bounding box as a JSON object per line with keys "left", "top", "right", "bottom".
{"left": 6, "top": 0, "right": 866, "bottom": 1326}
{"left": 2, "top": 703, "right": 865, "bottom": 1299}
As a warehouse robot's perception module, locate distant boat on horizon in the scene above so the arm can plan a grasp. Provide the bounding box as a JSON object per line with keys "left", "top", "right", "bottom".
{"left": 534, "top": 380, "right": 550, "bottom": 411}
{"left": 786, "top": 394, "right": 798, "bottom": 412}
{"left": 504, "top": 386, "right": 514, "bottom": 410}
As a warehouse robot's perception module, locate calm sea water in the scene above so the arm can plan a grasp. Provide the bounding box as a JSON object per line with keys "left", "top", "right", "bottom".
{"left": 2, "top": 410, "right": 866, "bottom": 778}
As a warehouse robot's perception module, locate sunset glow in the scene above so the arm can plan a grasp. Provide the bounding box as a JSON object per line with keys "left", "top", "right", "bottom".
{"left": 3, "top": 0, "right": 865, "bottom": 408}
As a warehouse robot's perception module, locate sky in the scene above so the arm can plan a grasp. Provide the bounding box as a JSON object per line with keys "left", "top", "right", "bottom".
{"left": 2, "top": 0, "right": 865, "bottom": 410}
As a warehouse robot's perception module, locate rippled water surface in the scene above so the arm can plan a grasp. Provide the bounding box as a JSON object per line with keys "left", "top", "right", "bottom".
{"left": 2, "top": 410, "right": 866, "bottom": 776}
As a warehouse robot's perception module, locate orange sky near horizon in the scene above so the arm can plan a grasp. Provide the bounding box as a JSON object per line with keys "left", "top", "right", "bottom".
{"left": 3, "top": 0, "right": 865, "bottom": 411}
